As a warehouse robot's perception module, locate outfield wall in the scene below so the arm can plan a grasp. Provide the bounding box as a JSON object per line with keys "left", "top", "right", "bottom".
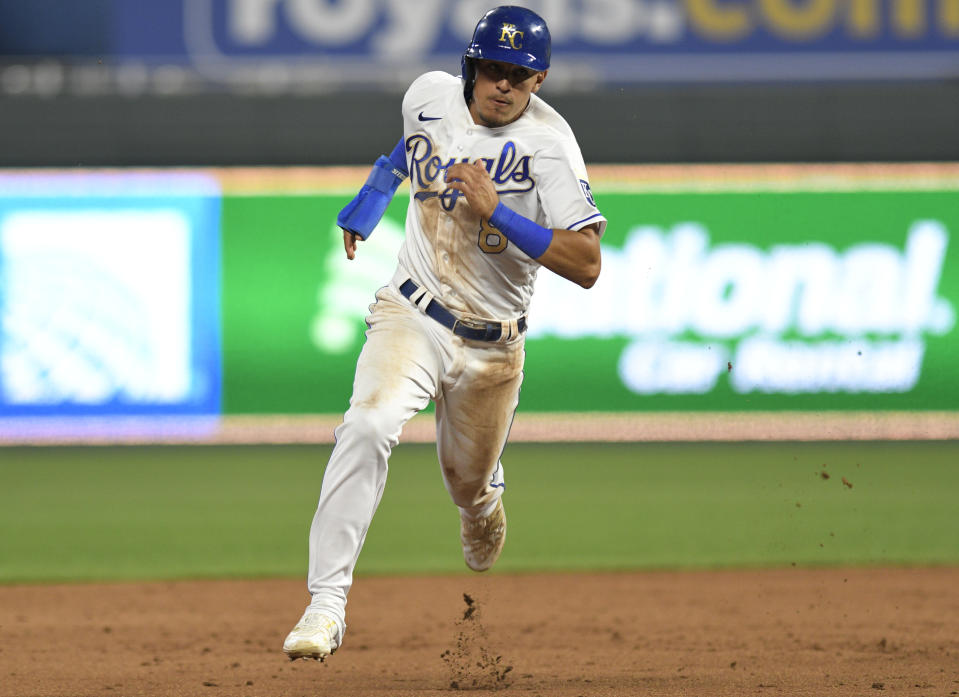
{"left": 2, "top": 164, "right": 958, "bottom": 443}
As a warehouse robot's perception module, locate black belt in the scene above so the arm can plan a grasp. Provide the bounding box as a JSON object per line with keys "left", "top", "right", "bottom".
{"left": 399, "top": 279, "right": 527, "bottom": 342}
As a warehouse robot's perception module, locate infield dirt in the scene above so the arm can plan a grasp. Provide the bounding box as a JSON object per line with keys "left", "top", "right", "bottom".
{"left": 2, "top": 567, "right": 957, "bottom": 696}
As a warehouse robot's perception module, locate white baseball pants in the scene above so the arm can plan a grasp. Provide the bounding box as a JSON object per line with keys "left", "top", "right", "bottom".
{"left": 305, "top": 284, "right": 525, "bottom": 635}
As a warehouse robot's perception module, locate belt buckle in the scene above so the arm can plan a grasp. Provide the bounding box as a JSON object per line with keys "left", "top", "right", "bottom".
{"left": 454, "top": 317, "right": 483, "bottom": 331}
{"left": 453, "top": 317, "right": 499, "bottom": 342}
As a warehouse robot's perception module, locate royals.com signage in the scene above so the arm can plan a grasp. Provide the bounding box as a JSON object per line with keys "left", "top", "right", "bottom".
{"left": 104, "top": 0, "right": 959, "bottom": 84}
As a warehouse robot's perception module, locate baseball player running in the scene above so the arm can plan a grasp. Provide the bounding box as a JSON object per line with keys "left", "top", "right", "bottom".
{"left": 284, "top": 5, "right": 606, "bottom": 661}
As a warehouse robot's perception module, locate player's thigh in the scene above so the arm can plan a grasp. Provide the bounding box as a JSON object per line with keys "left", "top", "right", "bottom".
{"left": 435, "top": 340, "right": 525, "bottom": 475}
{"left": 350, "top": 289, "right": 444, "bottom": 417}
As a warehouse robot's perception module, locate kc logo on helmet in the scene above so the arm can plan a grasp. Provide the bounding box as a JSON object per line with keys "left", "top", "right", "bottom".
{"left": 498, "top": 23, "right": 524, "bottom": 49}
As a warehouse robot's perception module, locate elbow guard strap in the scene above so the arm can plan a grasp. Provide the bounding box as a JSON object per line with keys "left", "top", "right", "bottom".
{"left": 336, "top": 155, "right": 407, "bottom": 240}
{"left": 488, "top": 202, "right": 553, "bottom": 259}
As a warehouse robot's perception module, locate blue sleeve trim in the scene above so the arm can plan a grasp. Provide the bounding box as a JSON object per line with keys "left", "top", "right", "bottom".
{"left": 568, "top": 212, "right": 605, "bottom": 229}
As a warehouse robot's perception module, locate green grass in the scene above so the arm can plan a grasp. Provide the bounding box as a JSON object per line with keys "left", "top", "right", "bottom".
{"left": 0, "top": 441, "right": 956, "bottom": 584}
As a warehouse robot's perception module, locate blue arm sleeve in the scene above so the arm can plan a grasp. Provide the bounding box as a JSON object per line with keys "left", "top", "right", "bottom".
{"left": 387, "top": 136, "right": 408, "bottom": 177}
{"left": 336, "top": 140, "right": 408, "bottom": 240}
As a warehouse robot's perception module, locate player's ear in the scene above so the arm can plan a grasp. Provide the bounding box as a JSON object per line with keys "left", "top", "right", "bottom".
{"left": 531, "top": 70, "right": 547, "bottom": 93}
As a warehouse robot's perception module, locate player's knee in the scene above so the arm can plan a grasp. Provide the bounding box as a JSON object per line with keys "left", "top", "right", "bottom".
{"left": 340, "top": 404, "right": 403, "bottom": 449}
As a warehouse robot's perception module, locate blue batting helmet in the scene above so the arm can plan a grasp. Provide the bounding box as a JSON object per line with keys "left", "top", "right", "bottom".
{"left": 461, "top": 5, "right": 551, "bottom": 103}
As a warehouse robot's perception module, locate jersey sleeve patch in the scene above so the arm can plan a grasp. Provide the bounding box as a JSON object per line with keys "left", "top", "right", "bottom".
{"left": 579, "top": 179, "right": 596, "bottom": 208}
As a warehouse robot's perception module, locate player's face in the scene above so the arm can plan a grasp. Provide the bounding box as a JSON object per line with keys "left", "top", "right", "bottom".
{"left": 469, "top": 59, "right": 546, "bottom": 128}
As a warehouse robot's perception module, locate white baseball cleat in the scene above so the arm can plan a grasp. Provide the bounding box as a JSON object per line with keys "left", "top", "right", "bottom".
{"left": 460, "top": 498, "right": 507, "bottom": 572}
{"left": 283, "top": 610, "right": 342, "bottom": 661}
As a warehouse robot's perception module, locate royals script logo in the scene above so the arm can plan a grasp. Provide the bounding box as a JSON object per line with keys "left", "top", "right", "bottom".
{"left": 407, "top": 135, "right": 534, "bottom": 211}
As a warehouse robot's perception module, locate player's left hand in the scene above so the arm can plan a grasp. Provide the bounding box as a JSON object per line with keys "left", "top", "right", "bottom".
{"left": 445, "top": 162, "right": 499, "bottom": 220}
{"left": 343, "top": 229, "right": 359, "bottom": 260}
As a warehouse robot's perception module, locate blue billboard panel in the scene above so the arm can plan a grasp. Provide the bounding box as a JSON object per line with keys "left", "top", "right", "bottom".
{"left": 0, "top": 173, "right": 222, "bottom": 423}
{"left": 108, "top": 0, "right": 959, "bottom": 83}
{"left": 3, "top": 1, "right": 957, "bottom": 83}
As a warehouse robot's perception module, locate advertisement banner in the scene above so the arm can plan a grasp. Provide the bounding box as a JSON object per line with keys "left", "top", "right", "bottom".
{"left": 1, "top": 168, "right": 956, "bottom": 432}
{"left": 109, "top": 0, "right": 959, "bottom": 84}
{"left": 220, "top": 180, "right": 959, "bottom": 414}
{"left": 0, "top": 173, "right": 223, "bottom": 423}
{"left": 523, "top": 190, "right": 959, "bottom": 411}
{"left": 220, "top": 194, "right": 371, "bottom": 414}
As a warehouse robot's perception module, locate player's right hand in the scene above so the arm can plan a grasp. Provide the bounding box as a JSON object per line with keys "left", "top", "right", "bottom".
{"left": 343, "top": 229, "right": 359, "bottom": 260}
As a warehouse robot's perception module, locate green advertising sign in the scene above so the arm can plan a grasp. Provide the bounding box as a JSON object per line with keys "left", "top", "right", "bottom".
{"left": 524, "top": 190, "right": 958, "bottom": 412}
{"left": 220, "top": 183, "right": 959, "bottom": 414}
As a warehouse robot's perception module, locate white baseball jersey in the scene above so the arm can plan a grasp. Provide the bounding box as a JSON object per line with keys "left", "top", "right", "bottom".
{"left": 393, "top": 71, "right": 606, "bottom": 321}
